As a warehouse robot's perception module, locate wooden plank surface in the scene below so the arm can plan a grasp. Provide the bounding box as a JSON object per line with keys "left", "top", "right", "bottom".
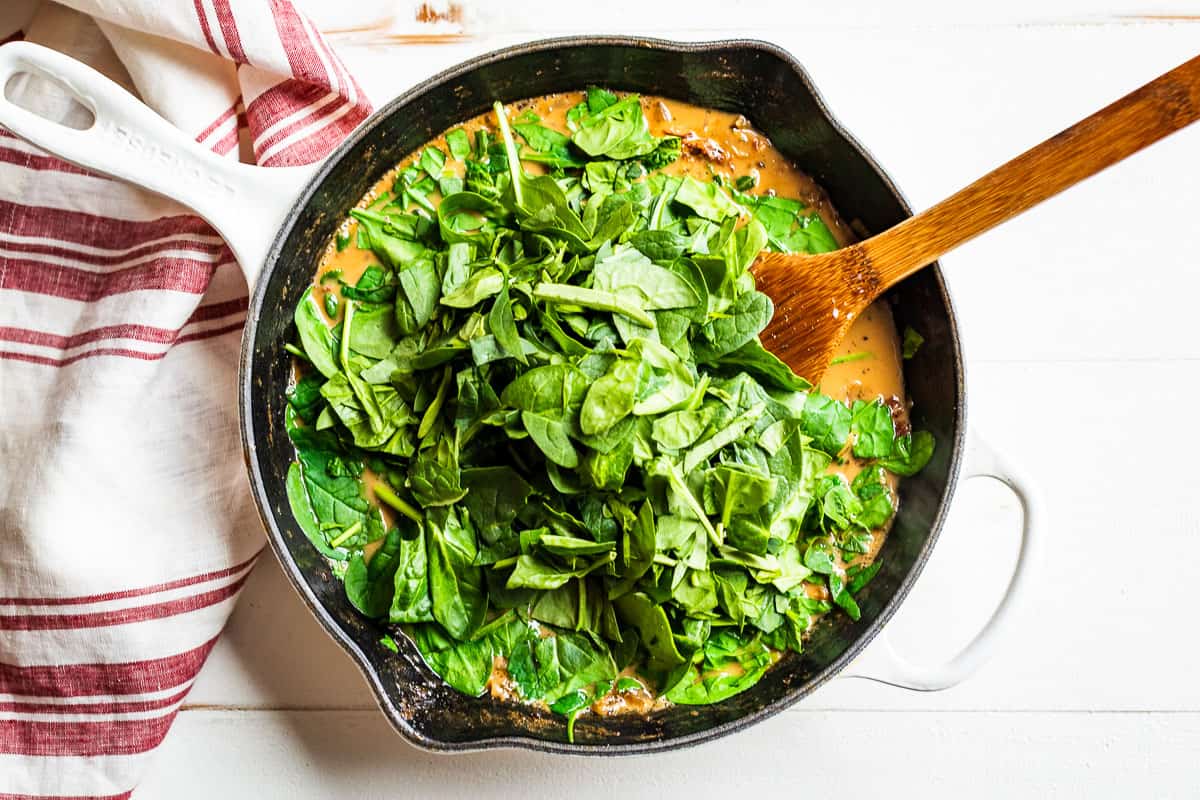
{"left": 140, "top": 709, "right": 1200, "bottom": 798}
{"left": 39, "top": 4, "right": 1192, "bottom": 795}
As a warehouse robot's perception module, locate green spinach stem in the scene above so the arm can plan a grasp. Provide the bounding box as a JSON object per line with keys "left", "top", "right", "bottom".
{"left": 373, "top": 481, "right": 423, "bottom": 524}
{"left": 493, "top": 100, "right": 523, "bottom": 208}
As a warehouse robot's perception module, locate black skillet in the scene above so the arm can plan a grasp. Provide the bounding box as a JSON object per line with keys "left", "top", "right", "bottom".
{"left": 0, "top": 36, "right": 1038, "bottom": 753}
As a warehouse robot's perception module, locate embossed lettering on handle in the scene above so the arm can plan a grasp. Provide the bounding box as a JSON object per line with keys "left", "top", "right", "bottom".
{"left": 105, "top": 120, "right": 239, "bottom": 198}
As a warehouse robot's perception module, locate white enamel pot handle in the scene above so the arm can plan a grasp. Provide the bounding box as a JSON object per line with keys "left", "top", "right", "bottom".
{"left": 843, "top": 430, "right": 1041, "bottom": 690}
{"left": 0, "top": 41, "right": 317, "bottom": 288}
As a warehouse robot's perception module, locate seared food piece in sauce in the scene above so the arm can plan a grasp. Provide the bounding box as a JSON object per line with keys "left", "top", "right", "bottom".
{"left": 284, "top": 88, "right": 936, "bottom": 739}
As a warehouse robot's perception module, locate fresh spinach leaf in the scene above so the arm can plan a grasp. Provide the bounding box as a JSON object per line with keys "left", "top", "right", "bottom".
{"left": 345, "top": 528, "right": 403, "bottom": 617}
{"left": 850, "top": 398, "right": 896, "bottom": 459}
{"left": 902, "top": 326, "right": 925, "bottom": 359}
{"left": 294, "top": 288, "right": 340, "bottom": 378}
{"left": 571, "top": 95, "right": 658, "bottom": 160}
{"left": 409, "top": 438, "right": 467, "bottom": 508}
{"left": 488, "top": 280, "right": 526, "bottom": 364}
{"left": 801, "top": 393, "right": 852, "bottom": 456}
{"left": 693, "top": 290, "right": 772, "bottom": 362}
{"left": 445, "top": 128, "right": 471, "bottom": 160}
{"left": 665, "top": 631, "right": 773, "bottom": 705}
{"left": 427, "top": 507, "right": 487, "bottom": 639}
{"left": 716, "top": 339, "right": 811, "bottom": 392}
{"left": 848, "top": 561, "right": 883, "bottom": 594}
{"left": 613, "top": 592, "right": 685, "bottom": 672}
{"left": 674, "top": 176, "right": 741, "bottom": 222}
{"left": 390, "top": 522, "right": 434, "bottom": 623}
{"left": 879, "top": 430, "right": 936, "bottom": 477}
{"left": 411, "top": 623, "right": 493, "bottom": 696}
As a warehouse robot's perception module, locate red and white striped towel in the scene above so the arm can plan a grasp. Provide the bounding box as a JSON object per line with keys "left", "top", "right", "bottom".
{"left": 0, "top": 1, "right": 371, "bottom": 795}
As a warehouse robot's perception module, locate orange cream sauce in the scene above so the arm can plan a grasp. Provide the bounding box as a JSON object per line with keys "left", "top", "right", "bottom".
{"left": 311, "top": 92, "right": 908, "bottom": 708}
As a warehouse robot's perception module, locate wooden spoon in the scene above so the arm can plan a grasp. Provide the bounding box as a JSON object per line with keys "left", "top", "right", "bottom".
{"left": 753, "top": 54, "right": 1200, "bottom": 385}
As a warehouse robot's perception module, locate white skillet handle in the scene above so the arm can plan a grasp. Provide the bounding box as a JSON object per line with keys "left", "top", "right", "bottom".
{"left": 843, "top": 431, "right": 1041, "bottom": 690}
{"left": 0, "top": 41, "right": 317, "bottom": 288}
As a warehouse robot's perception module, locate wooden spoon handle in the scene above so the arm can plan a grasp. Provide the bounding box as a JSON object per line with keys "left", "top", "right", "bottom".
{"left": 863, "top": 53, "right": 1200, "bottom": 287}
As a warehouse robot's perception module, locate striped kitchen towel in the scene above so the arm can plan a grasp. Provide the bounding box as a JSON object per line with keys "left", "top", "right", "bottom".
{"left": 0, "top": 1, "right": 371, "bottom": 796}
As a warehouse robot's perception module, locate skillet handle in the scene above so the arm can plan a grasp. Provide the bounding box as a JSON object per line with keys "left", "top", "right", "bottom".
{"left": 842, "top": 431, "right": 1042, "bottom": 691}
{"left": 0, "top": 41, "right": 316, "bottom": 288}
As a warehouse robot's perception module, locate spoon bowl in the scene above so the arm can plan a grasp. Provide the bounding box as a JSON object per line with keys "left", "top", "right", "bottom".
{"left": 754, "top": 53, "right": 1200, "bottom": 385}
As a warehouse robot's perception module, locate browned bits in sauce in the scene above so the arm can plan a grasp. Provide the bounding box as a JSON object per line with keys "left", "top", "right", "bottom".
{"left": 670, "top": 131, "right": 732, "bottom": 164}
{"left": 593, "top": 679, "right": 658, "bottom": 716}
{"left": 885, "top": 395, "right": 912, "bottom": 438}
{"left": 487, "top": 657, "right": 521, "bottom": 702}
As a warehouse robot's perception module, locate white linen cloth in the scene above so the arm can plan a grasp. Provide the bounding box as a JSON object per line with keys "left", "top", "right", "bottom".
{"left": 0, "top": 2, "right": 371, "bottom": 795}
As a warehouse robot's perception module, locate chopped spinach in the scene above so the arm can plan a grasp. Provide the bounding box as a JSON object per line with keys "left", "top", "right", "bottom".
{"left": 283, "top": 89, "right": 937, "bottom": 738}
{"left": 902, "top": 325, "right": 925, "bottom": 359}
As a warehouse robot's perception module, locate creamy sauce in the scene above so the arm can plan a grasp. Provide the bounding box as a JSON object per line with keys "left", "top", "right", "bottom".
{"left": 309, "top": 92, "right": 908, "bottom": 713}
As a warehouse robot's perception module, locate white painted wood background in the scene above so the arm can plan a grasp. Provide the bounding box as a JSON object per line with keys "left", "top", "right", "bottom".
{"left": 14, "top": 0, "right": 1200, "bottom": 796}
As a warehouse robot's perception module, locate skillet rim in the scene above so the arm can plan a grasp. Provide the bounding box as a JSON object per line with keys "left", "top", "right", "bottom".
{"left": 238, "top": 34, "right": 966, "bottom": 755}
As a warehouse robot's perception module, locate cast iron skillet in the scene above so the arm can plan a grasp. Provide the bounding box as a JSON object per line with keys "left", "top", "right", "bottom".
{"left": 0, "top": 36, "right": 1038, "bottom": 754}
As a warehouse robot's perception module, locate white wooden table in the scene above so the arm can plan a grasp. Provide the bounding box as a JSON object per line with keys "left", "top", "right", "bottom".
{"left": 128, "top": 2, "right": 1200, "bottom": 795}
